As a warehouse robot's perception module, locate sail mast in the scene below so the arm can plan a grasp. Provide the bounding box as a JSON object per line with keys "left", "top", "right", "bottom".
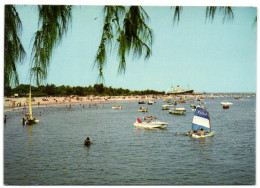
{"left": 29, "top": 85, "right": 33, "bottom": 120}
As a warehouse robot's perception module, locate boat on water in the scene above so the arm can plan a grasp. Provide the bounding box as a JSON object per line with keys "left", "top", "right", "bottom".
{"left": 221, "top": 100, "right": 233, "bottom": 109}
{"left": 133, "top": 118, "right": 168, "bottom": 128}
{"left": 147, "top": 101, "right": 154, "bottom": 105}
{"left": 169, "top": 107, "right": 186, "bottom": 115}
{"left": 162, "top": 104, "right": 175, "bottom": 110}
{"left": 112, "top": 105, "right": 122, "bottom": 109}
{"left": 23, "top": 86, "right": 39, "bottom": 125}
{"left": 174, "top": 100, "right": 186, "bottom": 104}
{"left": 166, "top": 85, "right": 193, "bottom": 95}
{"left": 188, "top": 106, "right": 214, "bottom": 138}
{"left": 138, "top": 107, "right": 148, "bottom": 112}
{"left": 138, "top": 101, "right": 145, "bottom": 104}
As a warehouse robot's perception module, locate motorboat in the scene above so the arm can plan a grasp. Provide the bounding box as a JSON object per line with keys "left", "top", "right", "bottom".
{"left": 169, "top": 107, "right": 186, "bottom": 115}
{"left": 138, "top": 101, "right": 145, "bottom": 104}
{"left": 220, "top": 100, "right": 233, "bottom": 105}
{"left": 133, "top": 118, "right": 168, "bottom": 128}
{"left": 147, "top": 101, "right": 154, "bottom": 105}
{"left": 221, "top": 100, "right": 233, "bottom": 109}
{"left": 162, "top": 104, "right": 175, "bottom": 110}
{"left": 138, "top": 107, "right": 148, "bottom": 112}
{"left": 112, "top": 105, "right": 122, "bottom": 109}
{"left": 174, "top": 100, "right": 186, "bottom": 104}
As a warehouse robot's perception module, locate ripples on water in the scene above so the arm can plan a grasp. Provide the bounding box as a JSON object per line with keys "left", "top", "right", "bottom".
{"left": 4, "top": 97, "right": 255, "bottom": 185}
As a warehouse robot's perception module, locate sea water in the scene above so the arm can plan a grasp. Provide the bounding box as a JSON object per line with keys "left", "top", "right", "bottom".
{"left": 4, "top": 97, "right": 256, "bottom": 185}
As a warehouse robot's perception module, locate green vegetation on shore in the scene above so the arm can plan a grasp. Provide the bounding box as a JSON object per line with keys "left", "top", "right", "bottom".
{"left": 4, "top": 83, "right": 165, "bottom": 97}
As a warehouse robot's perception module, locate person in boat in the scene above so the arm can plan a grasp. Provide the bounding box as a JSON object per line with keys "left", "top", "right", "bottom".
{"left": 200, "top": 128, "right": 205, "bottom": 136}
{"left": 85, "top": 137, "right": 91, "bottom": 146}
{"left": 193, "top": 130, "right": 198, "bottom": 135}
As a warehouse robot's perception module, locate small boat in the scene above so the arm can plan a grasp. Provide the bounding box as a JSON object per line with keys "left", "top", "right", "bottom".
{"left": 23, "top": 86, "right": 39, "bottom": 125}
{"left": 220, "top": 100, "right": 233, "bottom": 105}
{"left": 133, "top": 118, "right": 168, "bottom": 128}
{"left": 138, "top": 107, "right": 148, "bottom": 112}
{"left": 162, "top": 104, "right": 175, "bottom": 110}
{"left": 147, "top": 101, "right": 154, "bottom": 105}
{"left": 188, "top": 106, "right": 214, "bottom": 138}
{"left": 221, "top": 100, "right": 233, "bottom": 109}
{"left": 174, "top": 100, "right": 186, "bottom": 104}
{"left": 138, "top": 101, "right": 145, "bottom": 104}
{"left": 169, "top": 107, "right": 186, "bottom": 115}
{"left": 112, "top": 105, "right": 122, "bottom": 109}
{"left": 144, "top": 116, "right": 157, "bottom": 120}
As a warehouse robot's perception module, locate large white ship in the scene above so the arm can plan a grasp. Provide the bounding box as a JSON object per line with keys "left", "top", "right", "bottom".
{"left": 166, "top": 85, "right": 194, "bottom": 95}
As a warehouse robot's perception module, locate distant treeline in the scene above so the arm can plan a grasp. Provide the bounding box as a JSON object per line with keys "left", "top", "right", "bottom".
{"left": 4, "top": 84, "right": 165, "bottom": 97}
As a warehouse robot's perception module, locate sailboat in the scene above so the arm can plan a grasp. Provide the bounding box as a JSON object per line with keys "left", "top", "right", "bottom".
{"left": 190, "top": 106, "right": 214, "bottom": 138}
{"left": 24, "top": 86, "right": 39, "bottom": 125}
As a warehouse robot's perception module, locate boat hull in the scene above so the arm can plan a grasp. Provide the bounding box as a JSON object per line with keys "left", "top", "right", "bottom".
{"left": 112, "top": 106, "right": 122, "bottom": 109}
{"left": 138, "top": 108, "right": 148, "bottom": 112}
{"left": 133, "top": 122, "right": 168, "bottom": 128}
{"left": 192, "top": 132, "right": 214, "bottom": 138}
{"left": 24, "top": 119, "right": 40, "bottom": 125}
{"left": 169, "top": 108, "right": 186, "bottom": 115}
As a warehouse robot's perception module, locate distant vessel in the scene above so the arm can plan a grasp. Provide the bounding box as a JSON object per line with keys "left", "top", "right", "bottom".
{"left": 166, "top": 85, "right": 193, "bottom": 95}
{"left": 112, "top": 105, "right": 122, "bottom": 109}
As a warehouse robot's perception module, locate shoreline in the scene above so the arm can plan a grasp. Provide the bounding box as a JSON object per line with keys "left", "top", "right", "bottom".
{"left": 4, "top": 93, "right": 255, "bottom": 109}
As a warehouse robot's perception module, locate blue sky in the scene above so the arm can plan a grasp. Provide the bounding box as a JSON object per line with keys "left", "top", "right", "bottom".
{"left": 14, "top": 5, "right": 257, "bottom": 93}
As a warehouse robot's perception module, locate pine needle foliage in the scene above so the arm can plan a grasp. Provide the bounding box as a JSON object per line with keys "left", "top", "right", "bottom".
{"left": 172, "top": 6, "right": 183, "bottom": 25}
{"left": 94, "top": 6, "right": 125, "bottom": 82}
{"left": 206, "top": 6, "right": 234, "bottom": 23}
{"left": 30, "top": 5, "right": 72, "bottom": 86}
{"left": 95, "top": 6, "right": 153, "bottom": 81}
{"left": 4, "top": 5, "right": 26, "bottom": 87}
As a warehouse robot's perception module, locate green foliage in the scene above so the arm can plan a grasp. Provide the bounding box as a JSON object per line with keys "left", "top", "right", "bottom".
{"left": 95, "top": 6, "right": 153, "bottom": 79}
{"left": 6, "top": 84, "right": 164, "bottom": 97}
{"left": 206, "top": 6, "right": 234, "bottom": 23}
{"left": 30, "top": 5, "right": 72, "bottom": 86}
{"left": 172, "top": 6, "right": 183, "bottom": 25}
{"left": 4, "top": 5, "right": 26, "bottom": 87}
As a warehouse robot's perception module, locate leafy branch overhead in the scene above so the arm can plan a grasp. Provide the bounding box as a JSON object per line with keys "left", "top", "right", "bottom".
{"left": 30, "top": 5, "right": 72, "bottom": 85}
{"left": 94, "top": 6, "right": 153, "bottom": 81}
{"left": 4, "top": 5, "right": 26, "bottom": 87}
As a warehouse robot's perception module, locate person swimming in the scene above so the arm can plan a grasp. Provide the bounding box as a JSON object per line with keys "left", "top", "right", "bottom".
{"left": 84, "top": 137, "right": 91, "bottom": 146}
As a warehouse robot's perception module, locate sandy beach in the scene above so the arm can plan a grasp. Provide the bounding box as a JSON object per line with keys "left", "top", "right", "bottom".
{"left": 4, "top": 93, "right": 250, "bottom": 109}
{"left": 4, "top": 95, "right": 145, "bottom": 109}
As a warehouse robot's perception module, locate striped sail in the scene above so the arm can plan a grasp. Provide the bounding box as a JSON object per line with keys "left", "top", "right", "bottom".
{"left": 192, "top": 106, "right": 210, "bottom": 131}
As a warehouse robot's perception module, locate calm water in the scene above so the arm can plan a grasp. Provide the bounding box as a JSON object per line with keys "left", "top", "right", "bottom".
{"left": 4, "top": 97, "right": 256, "bottom": 185}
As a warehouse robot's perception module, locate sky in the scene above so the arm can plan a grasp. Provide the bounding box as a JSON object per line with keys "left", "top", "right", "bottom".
{"left": 4, "top": 1, "right": 258, "bottom": 93}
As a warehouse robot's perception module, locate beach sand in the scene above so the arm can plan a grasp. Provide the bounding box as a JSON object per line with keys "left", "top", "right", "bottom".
{"left": 4, "top": 96, "right": 143, "bottom": 109}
